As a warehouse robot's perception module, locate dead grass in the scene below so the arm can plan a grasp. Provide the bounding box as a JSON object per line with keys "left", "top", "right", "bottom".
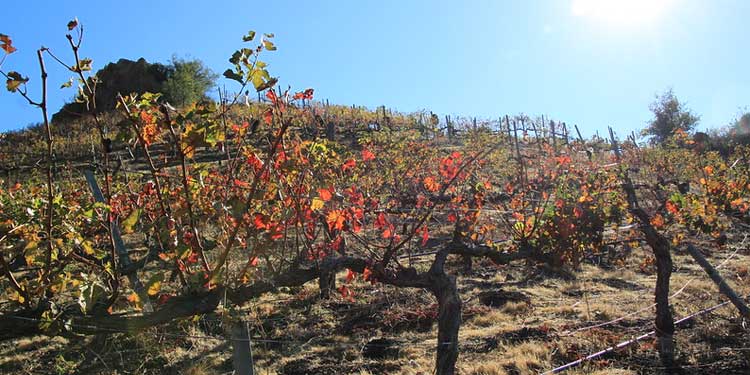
{"left": 2, "top": 234, "right": 749, "bottom": 374}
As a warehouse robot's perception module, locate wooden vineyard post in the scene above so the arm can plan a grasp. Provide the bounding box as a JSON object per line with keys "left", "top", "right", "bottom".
{"left": 230, "top": 319, "right": 255, "bottom": 375}
{"left": 686, "top": 245, "right": 750, "bottom": 318}
{"left": 84, "top": 169, "right": 153, "bottom": 313}
{"left": 550, "top": 120, "right": 557, "bottom": 153}
{"left": 326, "top": 122, "right": 335, "bottom": 141}
{"left": 574, "top": 124, "right": 585, "bottom": 144}
{"left": 505, "top": 115, "right": 513, "bottom": 139}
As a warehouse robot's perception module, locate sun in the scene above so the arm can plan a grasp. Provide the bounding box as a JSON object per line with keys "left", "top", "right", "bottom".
{"left": 571, "top": 0, "right": 675, "bottom": 29}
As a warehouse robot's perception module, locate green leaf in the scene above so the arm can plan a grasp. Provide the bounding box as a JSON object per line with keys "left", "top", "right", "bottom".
{"left": 262, "top": 39, "right": 277, "bottom": 51}
{"left": 242, "top": 30, "right": 256, "bottom": 42}
{"left": 229, "top": 50, "right": 243, "bottom": 65}
{"left": 60, "top": 78, "right": 74, "bottom": 89}
{"left": 6, "top": 71, "right": 28, "bottom": 92}
{"left": 121, "top": 208, "right": 141, "bottom": 234}
{"left": 223, "top": 69, "right": 244, "bottom": 84}
{"left": 71, "top": 58, "right": 93, "bottom": 73}
{"left": 78, "top": 273, "right": 106, "bottom": 314}
{"left": 253, "top": 74, "right": 277, "bottom": 92}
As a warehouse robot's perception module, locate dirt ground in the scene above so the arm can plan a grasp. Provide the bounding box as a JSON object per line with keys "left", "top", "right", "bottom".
{"left": 1, "top": 229, "right": 748, "bottom": 375}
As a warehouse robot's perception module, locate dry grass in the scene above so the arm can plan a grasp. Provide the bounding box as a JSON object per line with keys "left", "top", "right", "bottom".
{"left": 2, "top": 235, "right": 750, "bottom": 374}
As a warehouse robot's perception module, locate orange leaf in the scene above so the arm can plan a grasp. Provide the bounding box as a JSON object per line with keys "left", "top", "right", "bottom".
{"left": 423, "top": 176, "right": 440, "bottom": 192}
{"left": 326, "top": 210, "right": 346, "bottom": 231}
{"left": 0, "top": 34, "right": 17, "bottom": 54}
{"left": 318, "top": 188, "right": 333, "bottom": 201}
{"left": 650, "top": 214, "right": 665, "bottom": 228}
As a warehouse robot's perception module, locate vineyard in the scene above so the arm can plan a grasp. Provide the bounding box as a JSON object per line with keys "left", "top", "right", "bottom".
{"left": 1, "top": 21, "right": 750, "bottom": 375}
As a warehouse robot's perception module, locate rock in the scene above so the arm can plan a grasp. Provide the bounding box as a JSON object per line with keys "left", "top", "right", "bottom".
{"left": 361, "top": 338, "right": 400, "bottom": 359}
{"left": 477, "top": 290, "right": 530, "bottom": 308}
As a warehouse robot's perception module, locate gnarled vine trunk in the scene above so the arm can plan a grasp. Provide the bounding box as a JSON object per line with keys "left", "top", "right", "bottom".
{"left": 430, "top": 272, "right": 462, "bottom": 375}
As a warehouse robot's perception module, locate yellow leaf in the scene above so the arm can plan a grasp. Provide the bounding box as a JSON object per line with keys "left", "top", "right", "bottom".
{"left": 311, "top": 198, "right": 325, "bottom": 211}
{"left": 146, "top": 273, "right": 164, "bottom": 296}
{"left": 13, "top": 292, "right": 25, "bottom": 304}
{"left": 147, "top": 281, "right": 161, "bottom": 296}
{"left": 121, "top": 208, "right": 141, "bottom": 234}
{"left": 81, "top": 241, "right": 95, "bottom": 255}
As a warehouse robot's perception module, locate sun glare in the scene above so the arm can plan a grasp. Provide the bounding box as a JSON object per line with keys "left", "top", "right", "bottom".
{"left": 571, "top": 0, "right": 674, "bottom": 29}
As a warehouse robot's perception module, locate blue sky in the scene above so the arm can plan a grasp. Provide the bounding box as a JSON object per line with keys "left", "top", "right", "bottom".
{"left": 1, "top": 0, "right": 748, "bottom": 136}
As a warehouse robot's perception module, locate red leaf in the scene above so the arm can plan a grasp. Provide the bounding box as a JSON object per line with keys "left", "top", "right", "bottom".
{"left": 234, "top": 179, "right": 249, "bottom": 188}
{"left": 447, "top": 213, "right": 457, "bottom": 223}
{"left": 342, "top": 159, "right": 356, "bottom": 172}
{"left": 253, "top": 213, "right": 268, "bottom": 230}
{"left": 266, "top": 89, "right": 279, "bottom": 103}
{"left": 421, "top": 226, "right": 429, "bottom": 246}
{"left": 246, "top": 152, "right": 264, "bottom": 171}
{"left": 555, "top": 199, "right": 564, "bottom": 209}
{"left": 555, "top": 155, "right": 571, "bottom": 165}
{"left": 293, "top": 88, "right": 314, "bottom": 100}
{"left": 361, "top": 148, "right": 375, "bottom": 162}
{"left": 250, "top": 257, "right": 259, "bottom": 266}
{"left": 374, "top": 212, "right": 388, "bottom": 228}
{"left": 573, "top": 206, "right": 583, "bottom": 218}
{"left": 346, "top": 269, "right": 356, "bottom": 283}
{"left": 157, "top": 294, "right": 172, "bottom": 306}
{"left": 263, "top": 108, "right": 273, "bottom": 125}
{"left": 362, "top": 267, "right": 373, "bottom": 282}
{"left": 338, "top": 285, "right": 354, "bottom": 301}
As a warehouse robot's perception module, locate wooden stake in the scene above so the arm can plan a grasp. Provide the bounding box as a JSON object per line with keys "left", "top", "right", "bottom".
{"left": 84, "top": 170, "right": 153, "bottom": 313}
{"left": 687, "top": 244, "right": 750, "bottom": 319}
